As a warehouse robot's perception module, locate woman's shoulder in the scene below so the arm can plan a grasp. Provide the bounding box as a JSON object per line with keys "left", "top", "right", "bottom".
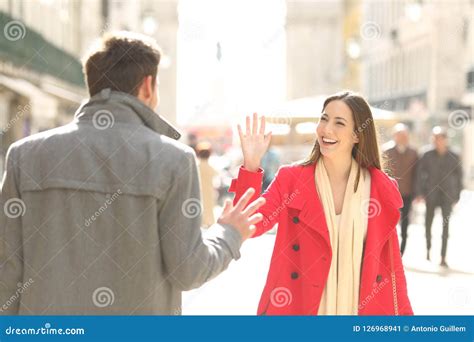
{"left": 274, "top": 162, "right": 315, "bottom": 180}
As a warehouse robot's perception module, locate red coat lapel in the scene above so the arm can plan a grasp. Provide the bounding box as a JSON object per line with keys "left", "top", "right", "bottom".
{"left": 285, "top": 163, "right": 402, "bottom": 254}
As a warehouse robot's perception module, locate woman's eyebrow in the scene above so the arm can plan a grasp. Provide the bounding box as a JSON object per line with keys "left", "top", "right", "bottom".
{"left": 321, "top": 113, "right": 348, "bottom": 122}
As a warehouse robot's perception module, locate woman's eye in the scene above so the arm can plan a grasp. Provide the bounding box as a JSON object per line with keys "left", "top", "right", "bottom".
{"left": 336, "top": 122, "right": 345, "bottom": 126}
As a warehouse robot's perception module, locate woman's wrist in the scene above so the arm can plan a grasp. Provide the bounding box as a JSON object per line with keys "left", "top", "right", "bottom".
{"left": 243, "top": 161, "right": 260, "bottom": 172}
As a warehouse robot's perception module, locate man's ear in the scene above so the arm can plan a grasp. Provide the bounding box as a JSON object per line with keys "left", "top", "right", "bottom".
{"left": 137, "top": 75, "right": 153, "bottom": 102}
{"left": 143, "top": 75, "right": 154, "bottom": 98}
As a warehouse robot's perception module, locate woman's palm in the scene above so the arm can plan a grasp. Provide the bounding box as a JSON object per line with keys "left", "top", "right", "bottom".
{"left": 237, "top": 113, "right": 272, "bottom": 172}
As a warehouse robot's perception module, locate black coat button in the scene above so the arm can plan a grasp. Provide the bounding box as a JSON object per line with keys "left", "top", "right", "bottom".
{"left": 292, "top": 244, "right": 300, "bottom": 251}
{"left": 292, "top": 216, "right": 300, "bottom": 224}
{"left": 291, "top": 272, "right": 299, "bottom": 280}
{"left": 376, "top": 274, "right": 383, "bottom": 283}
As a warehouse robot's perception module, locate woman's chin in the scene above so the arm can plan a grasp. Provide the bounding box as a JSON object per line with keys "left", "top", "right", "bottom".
{"left": 319, "top": 147, "right": 336, "bottom": 157}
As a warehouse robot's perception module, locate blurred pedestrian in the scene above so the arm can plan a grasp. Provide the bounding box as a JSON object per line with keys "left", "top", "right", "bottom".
{"left": 196, "top": 141, "right": 218, "bottom": 227}
{"left": 384, "top": 123, "right": 418, "bottom": 256}
{"left": 261, "top": 143, "right": 280, "bottom": 191}
{"left": 415, "top": 126, "right": 463, "bottom": 267}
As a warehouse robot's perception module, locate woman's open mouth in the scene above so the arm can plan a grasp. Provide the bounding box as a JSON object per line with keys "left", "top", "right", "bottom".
{"left": 321, "top": 137, "right": 339, "bottom": 147}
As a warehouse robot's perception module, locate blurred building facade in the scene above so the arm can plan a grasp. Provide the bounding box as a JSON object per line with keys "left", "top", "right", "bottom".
{"left": 0, "top": 0, "right": 180, "bottom": 175}
{"left": 286, "top": 0, "right": 344, "bottom": 99}
{"left": 0, "top": 0, "right": 104, "bottom": 174}
{"left": 361, "top": 0, "right": 474, "bottom": 189}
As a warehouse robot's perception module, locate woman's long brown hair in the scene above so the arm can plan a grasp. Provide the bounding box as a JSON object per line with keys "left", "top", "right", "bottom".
{"left": 300, "top": 91, "right": 385, "bottom": 192}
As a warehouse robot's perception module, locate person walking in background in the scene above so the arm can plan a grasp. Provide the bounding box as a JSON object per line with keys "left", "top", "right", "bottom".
{"left": 196, "top": 141, "right": 218, "bottom": 227}
{"left": 261, "top": 142, "right": 281, "bottom": 191}
{"left": 384, "top": 123, "right": 418, "bottom": 256}
{"left": 415, "top": 126, "right": 463, "bottom": 267}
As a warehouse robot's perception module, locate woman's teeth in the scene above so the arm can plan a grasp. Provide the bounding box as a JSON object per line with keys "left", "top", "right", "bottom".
{"left": 322, "top": 137, "right": 338, "bottom": 144}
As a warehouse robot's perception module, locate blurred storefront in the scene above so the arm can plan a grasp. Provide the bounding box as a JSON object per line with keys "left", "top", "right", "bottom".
{"left": 0, "top": 0, "right": 111, "bottom": 175}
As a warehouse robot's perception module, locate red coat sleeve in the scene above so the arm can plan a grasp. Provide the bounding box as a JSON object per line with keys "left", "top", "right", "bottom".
{"left": 228, "top": 165, "right": 285, "bottom": 238}
{"left": 390, "top": 229, "right": 414, "bottom": 315}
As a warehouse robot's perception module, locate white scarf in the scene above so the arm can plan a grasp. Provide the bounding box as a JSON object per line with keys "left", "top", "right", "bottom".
{"left": 315, "top": 157, "right": 371, "bottom": 315}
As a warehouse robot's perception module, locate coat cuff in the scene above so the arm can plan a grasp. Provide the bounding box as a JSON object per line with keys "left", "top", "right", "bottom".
{"left": 228, "top": 165, "right": 264, "bottom": 193}
{"left": 208, "top": 223, "right": 244, "bottom": 260}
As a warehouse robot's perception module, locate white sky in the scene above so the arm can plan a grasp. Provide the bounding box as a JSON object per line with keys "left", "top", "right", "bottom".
{"left": 177, "top": 0, "right": 286, "bottom": 126}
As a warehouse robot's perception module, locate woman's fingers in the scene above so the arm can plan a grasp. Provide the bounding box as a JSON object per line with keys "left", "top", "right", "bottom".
{"left": 241, "top": 113, "right": 266, "bottom": 137}
{"left": 264, "top": 131, "right": 272, "bottom": 146}
{"left": 246, "top": 115, "right": 251, "bottom": 135}
{"left": 259, "top": 115, "right": 266, "bottom": 135}
{"left": 237, "top": 124, "right": 244, "bottom": 143}
{"left": 252, "top": 112, "right": 258, "bottom": 135}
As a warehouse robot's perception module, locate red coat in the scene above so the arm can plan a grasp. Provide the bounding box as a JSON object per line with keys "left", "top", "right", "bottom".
{"left": 229, "top": 163, "right": 413, "bottom": 315}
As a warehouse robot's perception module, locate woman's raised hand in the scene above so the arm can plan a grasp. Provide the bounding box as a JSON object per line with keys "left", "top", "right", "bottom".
{"left": 237, "top": 113, "right": 272, "bottom": 172}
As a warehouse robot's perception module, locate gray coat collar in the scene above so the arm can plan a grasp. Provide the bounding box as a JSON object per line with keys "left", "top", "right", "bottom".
{"left": 74, "top": 88, "right": 181, "bottom": 140}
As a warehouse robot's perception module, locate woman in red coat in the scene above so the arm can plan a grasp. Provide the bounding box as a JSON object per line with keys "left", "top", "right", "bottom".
{"left": 229, "top": 91, "right": 413, "bottom": 315}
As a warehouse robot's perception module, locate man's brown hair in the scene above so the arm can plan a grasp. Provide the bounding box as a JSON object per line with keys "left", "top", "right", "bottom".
{"left": 83, "top": 31, "right": 161, "bottom": 97}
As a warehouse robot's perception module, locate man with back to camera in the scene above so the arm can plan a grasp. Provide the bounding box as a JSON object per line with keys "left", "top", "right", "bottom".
{"left": 0, "top": 32, "right": 265, "bottom": 314}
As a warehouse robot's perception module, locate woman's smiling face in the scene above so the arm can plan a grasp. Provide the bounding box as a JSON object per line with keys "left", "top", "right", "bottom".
{"left": 316, "top": 100, "right": 359, "bottom": 158}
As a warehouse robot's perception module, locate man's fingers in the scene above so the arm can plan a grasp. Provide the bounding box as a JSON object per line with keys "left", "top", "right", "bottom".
{"left": 248, "top": 213, "right": 263, "bottom": 225}
{"left": 222, "top": 199, "right": 232, "bottom": 214}
{"left": 234, "top": 187, "right": 255, "bottom": 211}
{"left": 248, "top": 225, "right": 256, "bottom": 238}
{"left": 242, "top": 197, "right": 266, "bottom": 216}
{"left": 246, "top": 116, "right": 251, "bottom": 135}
